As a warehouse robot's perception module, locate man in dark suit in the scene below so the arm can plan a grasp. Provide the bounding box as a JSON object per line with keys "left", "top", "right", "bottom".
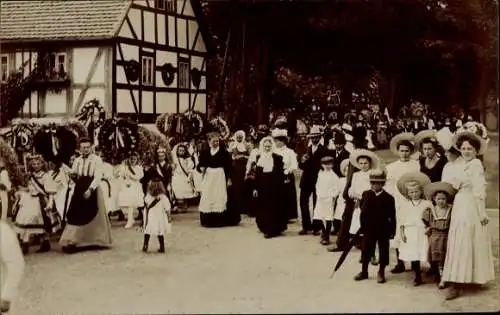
{"left": 332, "top": 134, "right": 350, "bottom": 177}
{"left": 298, "top": 125, "right": 329, "bottom": 235}
{"left": 354, "top": 169, "right": 396, "bottom": 283}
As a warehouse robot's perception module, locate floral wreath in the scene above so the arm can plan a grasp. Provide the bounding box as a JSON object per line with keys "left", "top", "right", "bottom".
{"left": 160, "top": 63, "right": 176, "bottom": 86}
{"left": 209, "top": 117, "right": 230, "bottom": 140}
{"left": 62, "top": 118, "right": 89, "bottom": 139}
{"left": 76, "top": 98, "right": 106, "bottom": 128}
{"left": 124, "top": 60, "right": 140, "bottom": 82}
{"left": 98, "top": 118, "right": 138, "bottom": 163}
{"left": 33, "top": 123, "right": 77, "bottom": 165}
{"left": 410, "top": 101, "right": 427, "bottom": 117}
{"left": 3, "top": 121, "right": 36, "bottom": 155}
{"left": 183, "top": 110, "right": 205, "bottom": 138}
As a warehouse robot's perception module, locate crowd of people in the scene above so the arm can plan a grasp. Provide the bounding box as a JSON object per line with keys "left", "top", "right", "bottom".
{"left": 0, "top": 107, "right": 495, "bottom": 313}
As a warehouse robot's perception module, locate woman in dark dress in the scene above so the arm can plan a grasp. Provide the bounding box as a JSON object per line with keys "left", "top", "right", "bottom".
{"left": 197, "top": 132, "right": 240, "bottom": 227}
{"left": 415, "top": 130, "right": 447, "bottom": 183}
{"left": 227, "top": 130, "right": 252, "bottom": 215}
{"left": 250, "top": 136, "right": 287, "bottom": 238}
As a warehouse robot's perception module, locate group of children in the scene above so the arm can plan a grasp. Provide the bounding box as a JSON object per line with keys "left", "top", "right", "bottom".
{"left": 309, "top": 146, "right": 454, "bottom": 287}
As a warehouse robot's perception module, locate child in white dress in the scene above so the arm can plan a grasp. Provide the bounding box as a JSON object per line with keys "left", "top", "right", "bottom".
{"left": 397, "top": 172, "right": 432, "bottom": 286}
{"left": 117, "top": 153, "right": 144, "bottom": 229}
{"left": 332, "top": 159, "right": 349, "bottom": 235}
{"left": 142, "top": 178, "right": 171, "bottom": 253}
{"left": 313, "top": 156, "right": 341, "bottom": 245}
{"left": 171, "top": 143, "right": 196, "bottom": 212}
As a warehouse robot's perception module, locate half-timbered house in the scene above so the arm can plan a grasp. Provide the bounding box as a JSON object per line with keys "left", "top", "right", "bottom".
{"left": 0, "top": 0, "right": 212, "bottom": 123}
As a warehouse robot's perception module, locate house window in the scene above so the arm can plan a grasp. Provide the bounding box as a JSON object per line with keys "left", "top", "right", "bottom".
{"left": 141, "top": 56, "right": 154, "bottom": 86}
{"left": 178, "top": 59, "right": 189, "bottom": 88}
{"left": 156, "top": 0, "right": 175, "bottom": 12}
{"left": 1, "top": 54, "right": 8, "bottom": 82}
{"left": 47, "top": 52, "right": 67, "bottom": 78}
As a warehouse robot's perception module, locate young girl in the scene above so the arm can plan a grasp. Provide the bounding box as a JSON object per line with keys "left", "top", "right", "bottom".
{"left": 422, "top": 181, "right": 455, "bottom": 289}
{"left": 142, "top": 178, "right": 171, "bottom": 253}
{"left": 117, "top": 152, "right": 144, "bottom": 229}
{"left": 332, "top": 159, "right": 349, "bottom": 235}
{"left": 171, "top": 143, "right": 196, "bottom": 212}
{"left": 13, "top": 154, "right": 61, "bottom": 254}
{"left": 397, "top": 171, "right": 432, "bottom": 286}
{"left": 312, "top": 156, "right": 341, "bottom": 245}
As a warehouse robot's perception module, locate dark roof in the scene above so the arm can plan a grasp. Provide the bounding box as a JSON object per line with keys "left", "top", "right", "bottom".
{"left": 0, "top": 0, "right": 132, "bottom": 42}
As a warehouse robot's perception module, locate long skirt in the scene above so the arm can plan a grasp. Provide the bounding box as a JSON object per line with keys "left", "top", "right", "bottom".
{"left": 54, "top": 184, "right": 73, "bottom": 220}
{"left": 442, "top": 190, "right": 494, "bottom": 284}
{"left": 283, "top": 173, "right": 298, "bottom": 221}
{"left": 255, "top": 173, "right": 287, "bottom": 236}
{"left": 14, "top": 192, "right": 61, "bottom": 240}
{"left": 198, "top": 167, "right": 240, "bottom": 228}
{"left": 144, "top": 207, "right": 171, "bottom": 236}
{"left": 118, "top": 181, "right": 144, "bottom": 209}
{"left": 60, "top": 176, "right": 112, "bottom": 248}
{"left": 230, "top": 158, "right": 249, "bottom": 214}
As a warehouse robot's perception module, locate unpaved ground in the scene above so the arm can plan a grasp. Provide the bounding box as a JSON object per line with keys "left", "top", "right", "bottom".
{"left": 12, "top": 209, "right": 500, "bottom": 315}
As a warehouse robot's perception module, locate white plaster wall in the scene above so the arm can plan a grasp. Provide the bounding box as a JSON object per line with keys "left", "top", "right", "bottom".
{"left": 73, "top": 47, "right": 105, "bottom": 84}
{"left": 155, "top": 51, "right": 177, "bottom": 88}
{"left": 156, "top": 92, "right": 177, "bottom": 114}
{"left": 168, "top": 16, "right": 176, "bottom": 47}
{"left": 45, "top": 90, "right": 67, "bottom": 114}
{"left": 144, "top": 11, "right": 155, "bottom": 43}
{"left": 116, "top": 89, "right": 139, "bottom": 113}
{"left": 157, "top": 14, "right": 166, "bottom": 45}
{"left": 142, "top": 91, "right": 154, "bottom": 113}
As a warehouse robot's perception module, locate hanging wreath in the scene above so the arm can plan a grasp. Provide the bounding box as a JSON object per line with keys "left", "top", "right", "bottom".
{"left": 137, "top": 126, "right": 171, "bottom": 166}
{"left": 160, "top": 63, "right": 176, "bottom": 86}
{"left": 155, "top": 113, "right": 170, "bottom": 136}
{"left": 3, "top": 122, "right": 36, "bottom": 155}
{"left": 98, "top": 118, "right": 138, "bottom": 163}
{"left": 209, "top": 117, "right": 230, "bottom": 140}
{"left": 33, "top": 124, "right": 77, "bottom": 165}
{"left": 124, "top": 60, "right": 140, "bottom": 82}
{"left": 183, "top": 110, "right": 205, "bottom": 138}
{"left": 191, "top": 68, "right": 201, "bottom": 88}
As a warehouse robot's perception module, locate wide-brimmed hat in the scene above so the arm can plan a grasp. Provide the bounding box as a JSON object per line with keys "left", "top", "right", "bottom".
{"left": 340, "top": 158, "right": 350, "bottom": 177}
{"left": 415, "top": 130, "right": 438, "bottom": 149}
{"left": 424, "top": 181, "right": 457, "bottom": 200}
{"left": 452, "top": 130, "right": 487, "bottom": 155}
{"left": 307, "top": 125, "right": 324, "bottom": 138}
{"left": 271, "top": 128, "right": 288, "bottom": 139}
{"left": 397, "top": 171, "right": 431, "bottom": 197}
{"left": 320, "top": 155, "right": 334, "bottom": 164}
{"left": 436, "top": 127, "right": 454, "bottom": 151}
{"left": 369, "top": 168, "right": 387, "bottom": 182}
{"left": 349, "top": 149, "right": 380, "bottom": 170}
{"left": 390, "top": 132, "right": 416, "bottom": 155}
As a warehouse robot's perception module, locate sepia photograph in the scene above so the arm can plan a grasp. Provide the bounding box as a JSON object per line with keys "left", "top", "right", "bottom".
{"left": 0, "top": 0, "right": 498, "bottom": 314}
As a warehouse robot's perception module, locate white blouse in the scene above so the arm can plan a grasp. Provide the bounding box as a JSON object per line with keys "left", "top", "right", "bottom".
{"left": 256, "top": 152, "right": 273, "bottom": 173}
{"left": 348, "top": 170, "right": 371, "bottom": 200}
{"left": 274, "top": 146, "right": 298, "bottom": 175}
{"left": 71, "top": 154, "right": 103, "bottom": 190}
{"left": 316, "top": 170, "right": 340, "bottom": 198}
{"left": 385, "top": 159, "right": 420, "bottom": 197}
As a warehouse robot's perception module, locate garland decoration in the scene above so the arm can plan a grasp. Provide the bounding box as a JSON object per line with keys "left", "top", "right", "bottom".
{"left": 124, "top": 60, "right": 140, "bottom": 82}
{"left": 155, "top": 113, "right": 170, "bottom": 135}
{"left": 209, "top": 117, "right": 230, "bottom": 140}
{"left": 76, "top": 98, "right": 106, "bottom": 143}
{"left": 3, "top": 121, "right": 36, "bottom": 156}
{"left": 160, "top": 63, "right": 176, "bottom": 86}
{"left": 63, "top": 118, "right": 89, "bottom": 140}
{"left": 190, "top": 68, "right": 201, "bottom": 88}
{"left": 33, "top": 123, "right": 77, "bottom": 165}
{"left": 183, "top": 110, "right": 205, "bottom": 139}
{"left": 0, "top": 138, "right": 27, "bottom": 188}
{"left": 137, "top": 126, "right": 171, "bottom": 166}
{"left": 98, "top": 118, "right": 138, "bottom": 163}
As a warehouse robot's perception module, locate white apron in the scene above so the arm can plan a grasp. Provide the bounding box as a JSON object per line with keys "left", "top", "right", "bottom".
{"left": 198, "top": 167, "right": 227, "bottom": 213}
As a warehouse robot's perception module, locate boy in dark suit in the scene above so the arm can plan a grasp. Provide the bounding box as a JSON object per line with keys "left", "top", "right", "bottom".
{"left": 354, "top": 169, "right": 396, "bottom": 283}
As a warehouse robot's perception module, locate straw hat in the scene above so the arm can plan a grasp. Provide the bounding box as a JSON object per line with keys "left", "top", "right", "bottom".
{"left": 415, "top": 130, "right": 438, "bottom": 149}
{"left": 389, "top": 132, "right": 416, "bottom": 155}
{"left": 396, "top": 171, "right": 431, "bottom": 197}
{"left": 424, "top": 181, "right": 457, "bottom": 200}
{"left": 307, "top": 125, "right": 324, "bottom": 138}
{"left": 436, "top": 127, "right": 454, "bottom": 151}
{"left": 271, "top": 128, "right": 288, "bottom": 139}
{"left": 340, "top": 158, "right": 350, "bottom": 177}
{"left": 368, "top": 168, "right": 387, "bottom": 182}
{"left": 452, "top": 130, "right": 487, "bottom": 155}
{"left": 349, "top": 149, "right": 380, "bottom": 170}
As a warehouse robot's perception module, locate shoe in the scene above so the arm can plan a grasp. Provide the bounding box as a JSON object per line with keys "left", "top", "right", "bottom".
{"left": 413, "top": 277, "right": 423, "bottom": 286}
{"left": 371, "top": 257, "right": 379, "bottom": 266}
{"left": 445, "top": 286, "right": 459, "bottom": 300}
{"left": 327, "top": 246, "right": 344, "bottom": 253}
{"left": 390, "top": 264, "right": 405, "bottom": 274}
{"left": 320, "top": 239, "right": 330, "bottom": 245}
{"left": 117, "top": 212, "right": 125, "bottom": 221}
{"left": 377, "top": 272, "right": 386, "bottom": 284}
{"left": 36, "top": 240, "right": 51, "bottom": 253}
{"left": 438, "top": 281, "right": 446, "bottom": 290}
{"left": 331, "top": 230, "right": 338, "bottom": 236}
{"left": 298, "top": 230, "right": 309, "bottom": 235}
{"left": 354, "top": 272, "right": 368, "bottom": 281}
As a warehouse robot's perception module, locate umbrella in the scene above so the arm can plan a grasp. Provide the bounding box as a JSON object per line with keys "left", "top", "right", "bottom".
{"left": 329, "top": 227, "right": 363, "bottom": 278}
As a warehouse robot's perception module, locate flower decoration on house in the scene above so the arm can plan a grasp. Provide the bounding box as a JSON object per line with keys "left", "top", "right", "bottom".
{"left": 62, "top": 118, "right": 89, "bottom": 140}
{"left": 33, "top": 124, "right": 77, "bottom": 165}
{"left": 183, "top": 110, "right": 205, "bottom": 138}
{"left": 191, "top": 68, "right": 201, "bottom": 88}
{"left": 124, "top": 60, "right": 140, "bottom": 82}
{"left": 3, "top": 121, "right": 36, "bottom": 156}
{"left": 209, "top": 117, "right": 230, "bottom": 140}
{"left": 137, "top": 126, "right": 171, "bottom": 166}
{"left": 76, "top": 98, "right": 106, "bottom": 143}
{"left": 98, "top": 118, "right": 138, "bottom": 163}
{"left": 160, "top": 63, "right": 176, "bottom": 86}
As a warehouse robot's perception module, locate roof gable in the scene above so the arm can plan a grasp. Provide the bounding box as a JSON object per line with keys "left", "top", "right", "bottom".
{"left": 0, "top": 0, "right": 132, "bottom": 42}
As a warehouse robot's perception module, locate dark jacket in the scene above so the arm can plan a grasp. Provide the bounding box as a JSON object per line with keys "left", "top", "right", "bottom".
{"left": 359, "top": 189, "right": 396, "bottom": 238}
{"left": 332, "top": 148, "right": 350, "bottom": 177}
{"left": 298, "top": 144, "right": 329, "bottom": 190}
